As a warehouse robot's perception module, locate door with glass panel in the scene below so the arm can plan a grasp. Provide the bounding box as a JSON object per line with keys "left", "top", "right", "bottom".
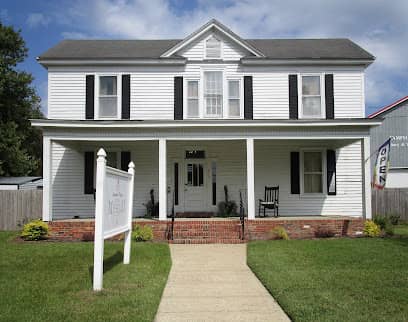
{"left": 184, "top": 160, "right": 207, "bottom": 211}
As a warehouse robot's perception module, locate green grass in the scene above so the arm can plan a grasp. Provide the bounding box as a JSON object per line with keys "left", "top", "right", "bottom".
{"left": 248, "top": 237, "right": 408, "bottom": 322}
{"left": 394, "top": 223, "right": 408, "bottom": 237}
{"left": 0, "top": 232, "right": 171, "bottom": 322}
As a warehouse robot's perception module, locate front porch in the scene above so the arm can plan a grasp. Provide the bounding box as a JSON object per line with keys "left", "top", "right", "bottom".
{"left": 44, "top": 137, "right": 370, "bottom": 221}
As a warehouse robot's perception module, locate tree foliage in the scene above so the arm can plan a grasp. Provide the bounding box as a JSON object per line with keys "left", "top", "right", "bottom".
{"left": 0, "top": 22, "right": 43, "bottom": 176}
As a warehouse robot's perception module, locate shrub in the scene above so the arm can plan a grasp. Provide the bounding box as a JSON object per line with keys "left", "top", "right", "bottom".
{"left": 144, "top": 189, "right": 159, "bottom": 217}
{"left": 373, "top": 215, "right": 388, "bottom": 230}
{"left": 315, "top": 227, "right": 335, "bottom": 238}
{"left": 217, "top": 186, "right": 238, "bottom": 217}
{"left": 363, "top": 220, "right": 380, "bottom": 237}
{"left": 132, "top": 225, "right": 153, "bottom": 242}
{"left": 21, "top": 220, "right": 49, "bottom": 241}
{"left": 270, "top": 226, "right": 289, "bottom": 240}
{"left": 389, "top": 214, "right": 401, "bottom": 225}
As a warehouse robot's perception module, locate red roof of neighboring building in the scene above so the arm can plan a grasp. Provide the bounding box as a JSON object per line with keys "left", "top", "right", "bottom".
{"left": 368, "top": 95, "right": 408, "bottom": 118}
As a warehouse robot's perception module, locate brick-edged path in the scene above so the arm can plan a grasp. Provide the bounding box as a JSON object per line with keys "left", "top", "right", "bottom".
{"left": 154, "top": 244, "right": 290, "bottom": 322}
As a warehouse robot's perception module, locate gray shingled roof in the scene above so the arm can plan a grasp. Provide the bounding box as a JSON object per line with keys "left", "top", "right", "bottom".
{"left": 0, "top": 177, "right": 42, "bottom": 185}
{"left": 38, "top": 38, "right": 374, "bottom": 61}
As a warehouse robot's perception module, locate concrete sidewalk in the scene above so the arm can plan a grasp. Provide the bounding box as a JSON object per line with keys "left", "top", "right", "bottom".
{"left": 154, "top": 244, "right": 290, "bottom": 322}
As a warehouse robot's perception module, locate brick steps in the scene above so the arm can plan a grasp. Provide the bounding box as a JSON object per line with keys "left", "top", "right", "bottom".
{"left": 169, "top": 238, "right": 245, "bottom": 244}
{"left": 168, "top": 220, "right": 245, "bottom": 243}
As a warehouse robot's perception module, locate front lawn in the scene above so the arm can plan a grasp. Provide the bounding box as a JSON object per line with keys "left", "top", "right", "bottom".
{"left": 248, "top": 237, "right": 408, "bottom": 322}
{"left": 394, "top": 223, "right": 408, "bottom": 237}
{"left": 0, "top": 232, "right": 171, "bottom": 322}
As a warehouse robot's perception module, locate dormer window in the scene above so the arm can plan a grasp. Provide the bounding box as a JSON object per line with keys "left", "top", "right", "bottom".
{"left": 205, "top": 36, "right": 221, "bottom": 59}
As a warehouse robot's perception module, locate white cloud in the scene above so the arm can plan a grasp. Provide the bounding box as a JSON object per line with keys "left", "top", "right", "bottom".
{"left": 27, "top": 13, "right": 51, "bottom": 28}
{"left": 56, "top": 0, "right": 408, "bottom": 113}
{"left": 61, "top": 31, "right": 88, "bottom": 39}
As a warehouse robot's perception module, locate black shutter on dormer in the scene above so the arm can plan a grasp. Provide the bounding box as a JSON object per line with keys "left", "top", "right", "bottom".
{"left": 121, "top": 151, "right": 131, "bottom": 171}
{"left": 327, "top": 149, "right": 337, "bottom": 195}
{"left": 325, "top": 74, "right": 334, "bottom": 119}
{"left": 289, "top": 75, "right": 298, "bottom": 120}
{"left": 122, "top": 74, "right": 131, "bottom": 119}
{"left": 174, "top": 77, "right": 183, "bottom": 120}
{"left": 244, "top": 76, "right": 253, "bottom": 120}
{"left": 84, "top": 151, "right": 94, "bottom": 194}
{"left": 85, "top": 75, "right": 95, "bottom": 119}
{"left": 290, "top": 152, "right": 300, "bottom": 194}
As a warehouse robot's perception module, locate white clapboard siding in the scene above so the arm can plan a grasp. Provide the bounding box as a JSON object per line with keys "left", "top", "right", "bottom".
{"left": 334, "top": 72, "right": 364, "bottom": 118}
{"left": 48, "top": 72, "right": 85, "bottom": 119}
{"left": 254, "top": 140, "right": 363, "bottom": 216}
{"left": 51, "top": 139, "right": 362, "bottom": 219}
{"left": 51, "top": 141, "right": 159, "bottom": 219}
{"left": 252, "top": 73, "right": 289, "bottom": 119}
{"left": 131, "top": 73, "right": 174, "bottom": 120}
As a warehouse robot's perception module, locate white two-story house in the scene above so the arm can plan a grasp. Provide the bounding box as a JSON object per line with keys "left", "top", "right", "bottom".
{"left": 32, "top": 19, "right": 380, "bottom": 224}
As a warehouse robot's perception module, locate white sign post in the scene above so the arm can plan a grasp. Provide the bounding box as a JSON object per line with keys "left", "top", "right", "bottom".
{"left": 93, "top": 148, "right": 135, "bottom": 291}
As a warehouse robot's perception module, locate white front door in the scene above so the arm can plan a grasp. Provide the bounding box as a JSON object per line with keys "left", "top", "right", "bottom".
{"left": 184, "top": 160, "right": 207, "bottom": 211}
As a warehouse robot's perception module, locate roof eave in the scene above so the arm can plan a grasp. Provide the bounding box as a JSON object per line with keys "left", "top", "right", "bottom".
{"left": 241, "top": 57, "right": 375, "bottom": 67}
{"left": 36, "top": 57, "right": 187, "bottom": 67}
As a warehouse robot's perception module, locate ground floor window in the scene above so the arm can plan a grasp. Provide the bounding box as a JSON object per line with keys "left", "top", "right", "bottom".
{"left": 303, "top": 151, "right": 323, "bottom": 193}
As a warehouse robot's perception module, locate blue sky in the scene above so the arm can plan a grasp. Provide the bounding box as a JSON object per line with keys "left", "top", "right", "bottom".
{"left": 1, "top": 0, "right": 407, "bottom": 116}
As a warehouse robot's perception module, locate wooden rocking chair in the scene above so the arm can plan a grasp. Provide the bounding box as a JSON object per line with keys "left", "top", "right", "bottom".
{"left": 258, "top": 186, "right": 279, "bottom": 217}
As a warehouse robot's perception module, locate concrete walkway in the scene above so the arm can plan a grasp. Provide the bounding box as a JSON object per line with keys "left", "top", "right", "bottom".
{"left": 154, "top": 244, "right": 290, "bottom": 322}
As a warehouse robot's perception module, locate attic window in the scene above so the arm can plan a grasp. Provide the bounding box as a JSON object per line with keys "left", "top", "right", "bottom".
{"left": 205, "top": 36, "right": 221, "bottom": 59}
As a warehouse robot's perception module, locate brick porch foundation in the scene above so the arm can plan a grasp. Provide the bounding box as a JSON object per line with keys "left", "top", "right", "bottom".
{"left": 48, "top": 217, "right": 365, "bottom": 243}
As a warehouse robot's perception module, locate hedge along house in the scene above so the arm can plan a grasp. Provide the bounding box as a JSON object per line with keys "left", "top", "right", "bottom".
{"left": 32, "top": 20, "right": 380, "bottom": 242}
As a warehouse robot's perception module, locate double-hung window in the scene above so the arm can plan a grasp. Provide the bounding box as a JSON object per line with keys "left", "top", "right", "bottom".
{"left": 303, "top": 151, "right": 323, "bottom": 193}
{"left": 99, "top": 76, "right": 118, "bottom": 118}
{"left": 301, "top": 75, "right": 323, "bottom": 118}
{"left": 204, "top": 71, "right": 223, "bottom": 117}
{"left": 186, "top": 80, "right": 199, "bottom": 118}
{"left": 228, "top": 80, "right": 240, "bottom": 117}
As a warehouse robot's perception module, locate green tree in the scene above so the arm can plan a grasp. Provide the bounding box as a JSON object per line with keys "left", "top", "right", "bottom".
{"left": 0, "top": 22, "right": 43, "bottom": 176}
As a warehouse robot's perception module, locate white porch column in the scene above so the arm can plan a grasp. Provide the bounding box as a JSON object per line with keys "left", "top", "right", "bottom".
{"left": 158, "top": 139, "right": 167, "bottom": 220}
{"left": 362, "top": 136, "right": 372, "bottom": 219}
{"left": 42, "top": 137, "right": 52, "bottom": 221}
{"left": 246, "top": 138, "right": 256, "bottom": 220}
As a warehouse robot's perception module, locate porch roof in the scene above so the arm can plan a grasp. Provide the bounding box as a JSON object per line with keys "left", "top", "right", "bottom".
{"left": 32, "top": 118, "right": 381, "bottom": 129}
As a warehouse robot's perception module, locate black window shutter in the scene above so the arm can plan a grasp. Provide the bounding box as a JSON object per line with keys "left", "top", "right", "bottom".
{"left": 174, "top": 77, "right": 183, "bottom": 120}
{"left": 325, "top": 74, "right": 334, "bottom": 119}
{"left": 290, "top": 152, "right": 300, "bottom": 194}
{"left": 122, "top": 74, "right": 131, "bottom": 119}
{"left": 289, "top": 75, "right": 298, "bottom": 119}
{"left": 244, "top": 76, "right": 253, "bottom": 120}
{"left": 85, "top": 75, "right": 94, "bottom": 119}
{"left": 84, "top": 151, "right": 94, "bottom": 194}
{"left": 121, "top": 151, "right": 131, "bottom": 171}
{"left": 327, "top": 149, "right": 337, "bottom": 195}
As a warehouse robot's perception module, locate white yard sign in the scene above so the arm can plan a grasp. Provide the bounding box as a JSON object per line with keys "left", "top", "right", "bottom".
{"left": 93, "top": 148, "right": 135, "bottom": 291}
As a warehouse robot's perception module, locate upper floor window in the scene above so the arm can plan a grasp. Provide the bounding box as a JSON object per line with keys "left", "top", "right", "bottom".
{"left": 228, "top": 80, "right": 240, "bottom": 118}
{"left": 301, "top": 75, "right": 323, "bottom": 119}
{"left": 98, "top": 76, "right": 118, "bottom": 119}
{"left": 205, "top": 36, "right": 221, "bottom": 59}
{"left": 204, "top": 71, "right": 223, "bottom": 117}
{"left": 187, "top": 80, "right": 199, "bottom": 118}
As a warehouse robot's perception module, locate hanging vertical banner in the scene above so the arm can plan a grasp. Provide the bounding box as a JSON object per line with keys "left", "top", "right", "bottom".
{"left": 373, "top": 138, "right": 391, "bottom": 190}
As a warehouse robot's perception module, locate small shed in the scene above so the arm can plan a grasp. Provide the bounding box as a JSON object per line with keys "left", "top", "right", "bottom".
{"left": 0, "top": 177, "right": 43, "bottom": 190}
